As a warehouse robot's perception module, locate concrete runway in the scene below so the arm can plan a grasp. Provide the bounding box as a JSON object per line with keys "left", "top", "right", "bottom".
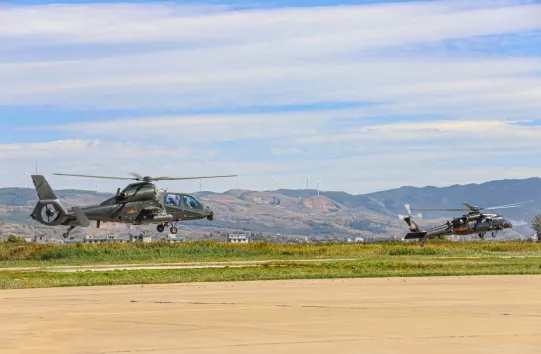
{"left": 1, "top": 275, "right": 540, "bottom": 354}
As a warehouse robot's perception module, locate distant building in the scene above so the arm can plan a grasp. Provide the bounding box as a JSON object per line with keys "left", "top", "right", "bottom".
{"left": 344, "top": 237, "right": 366, "bottom": 243}
{"left": 163, "top": 234, "right": 185, "bottom": 242}
{"left": 227, "top": 233, "right": 249, "bottom": 243}
{"left": 84, "top": 234, "right": 124, "bottom": 243}
{"left": 34, "top": 235, "right": 59, "bottom": 244}
{"left": 129, "top": 233, "right": 152, "bottom": 243}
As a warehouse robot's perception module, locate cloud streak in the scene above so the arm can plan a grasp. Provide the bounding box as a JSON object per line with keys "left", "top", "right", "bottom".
{"left": 0, "top": 0, "right": 540, "bottom": 193}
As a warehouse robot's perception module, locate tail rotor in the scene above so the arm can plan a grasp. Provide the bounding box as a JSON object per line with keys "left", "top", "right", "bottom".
{"left": 41, "top": 203, "right": 61, "bottom": 223}
{"left": 399, "top": 204, "right": 423, "bottom": 231}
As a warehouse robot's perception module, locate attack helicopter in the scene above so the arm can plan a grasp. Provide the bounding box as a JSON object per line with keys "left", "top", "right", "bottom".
{"left": 399, "top": 201, "right": 531, "bottom": 246}
{"left": 29, "top": 172, "right": 237, "bottom": 238}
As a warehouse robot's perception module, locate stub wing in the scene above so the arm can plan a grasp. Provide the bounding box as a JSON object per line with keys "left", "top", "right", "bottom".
{"left": 72, "top": 206, "right": 90, "bottom": 227}
{"left": 404, "top": 232, "right": 428, "bottom": 240}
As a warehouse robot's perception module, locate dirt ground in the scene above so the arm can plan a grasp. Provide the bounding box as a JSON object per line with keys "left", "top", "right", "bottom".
{"left": 1, "top": 275, "right": 540, "bottom": 354}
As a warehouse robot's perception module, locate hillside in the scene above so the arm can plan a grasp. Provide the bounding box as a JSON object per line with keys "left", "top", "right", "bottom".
{"left": 1, "top": 178, "right": 540, "bottom": 241}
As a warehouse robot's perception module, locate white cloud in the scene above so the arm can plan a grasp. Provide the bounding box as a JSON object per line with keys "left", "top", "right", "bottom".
{"left": 0, "top": 139, "right": 218, "bottom": 161}
{"left": 294, "top": 120, "right": 541, "bottom": 145}
{"left": 270, "top": 147, "right": 302, "bottom": 156}
{"left": 0, "top": 1, "right": 540, "bottom": 109}
{"left": 1, "top": 0, "right": 540, "bottom": 194}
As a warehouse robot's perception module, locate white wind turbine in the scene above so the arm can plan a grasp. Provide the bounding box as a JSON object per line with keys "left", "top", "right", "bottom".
{"left": 272, "top": 176, "right": 277, "bottom": 190}
{"left": 305, "top": 176, "right": 310, "bottom": 189}
{"left": 193, "top": 180, "right": 198, "bottom": 194}
{"left": 23, "top": 172, "right": 31, "bottom": 188}
{"left": 317, "top": 180, "right": 321, "bottom": 195}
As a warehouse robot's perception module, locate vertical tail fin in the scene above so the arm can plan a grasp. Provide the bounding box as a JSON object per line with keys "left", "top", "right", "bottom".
{"left": 30, "top": 175, "right": 68, "bottom": 226}
{"left": 32, "top": 174, "right": 58, "bottom": 201}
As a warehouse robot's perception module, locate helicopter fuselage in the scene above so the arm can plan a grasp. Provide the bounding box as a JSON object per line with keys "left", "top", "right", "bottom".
{"left": 33, "top": 181, "right": 214, "bottom": 228}
{"left": 425, "top": 213, "right": 512, "bottom": 237}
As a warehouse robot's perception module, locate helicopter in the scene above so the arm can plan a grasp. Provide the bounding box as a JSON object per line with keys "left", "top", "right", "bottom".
{"left": 29, "top": 172, "right": 237, "bottom": 238}
{"left": 399, "top": 201, "right": 531, "bottom": 246}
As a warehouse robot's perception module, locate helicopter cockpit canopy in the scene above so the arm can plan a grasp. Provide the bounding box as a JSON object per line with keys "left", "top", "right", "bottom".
{"left": 499, "top": 216, "right": 512, "bottom": 228}
{"left": 164, "top": 193, "right": 202, "bottom": 209}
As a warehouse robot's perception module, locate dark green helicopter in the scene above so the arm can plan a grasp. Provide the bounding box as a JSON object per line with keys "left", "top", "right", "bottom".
{"left": 400, "top": 201, "right": 531, "bottom": 246}
{"left": 29, "top": 172, "right": 237, "bottom": 238}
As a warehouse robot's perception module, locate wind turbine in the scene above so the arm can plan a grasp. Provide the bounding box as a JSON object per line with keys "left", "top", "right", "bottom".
{"left": 236, "top": 172, "right": 239, "bottom": 190}
{"left": 199, "top": 179, "right": 202, "bottom": 192}
{"left": 306, "top": 176, "right": 310, "bottom": 189}
{"left": 317, "top": 180, "right": 321, "bottom": 195}
{"left": 23, "top": 173, "right": 31, "bottom": 188}
{"left": 272, "top": 176, "right": 277, "bottom": 190}
{"left": 193, "top": 180, "right": 198, "bottom": 194}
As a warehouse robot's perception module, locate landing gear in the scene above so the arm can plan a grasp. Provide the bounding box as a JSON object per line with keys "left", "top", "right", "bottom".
{"left": 491, "top": 231, "right": 497, "bottom": 238}
{"left": 63, "top": 226, "right": 76, "bottom": 239}
{"left": 156, "top": 222, "right": 179, "bottom": 234}
{"left": 478, "top": 232, "right": 485, "bottom": 239}
{"left": 420, "top": 238, "right": 426, "bottom": 247}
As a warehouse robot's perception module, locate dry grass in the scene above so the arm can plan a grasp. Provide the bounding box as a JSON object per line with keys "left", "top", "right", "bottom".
{"left": 1, "top": 239, "right": 540, "bottom": 268}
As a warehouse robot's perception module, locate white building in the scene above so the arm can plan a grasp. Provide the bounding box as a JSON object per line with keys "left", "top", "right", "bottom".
{"left": 129, "top": 233, "right": 152, "bottom": 243}
{"left": 164, "top": 234, "right": 185, "bottom": 243}
{"left": 227, "top": 233, "right": 249, "bottom": 243}
{"left": 84, "top": 234, "right": 124, "bottom": 243}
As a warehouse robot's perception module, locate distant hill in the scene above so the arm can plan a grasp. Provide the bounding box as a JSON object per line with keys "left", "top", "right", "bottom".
{"left": 275, "top": 178, "right": 541, "bottom": 220}
{"left": 1, "top": 178, "right": 540, "bottom": 241}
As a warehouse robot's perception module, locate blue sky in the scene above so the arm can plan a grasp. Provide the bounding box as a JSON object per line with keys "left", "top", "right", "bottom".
{"left": 1, "top": 0, "right": 540, "bottom": 193}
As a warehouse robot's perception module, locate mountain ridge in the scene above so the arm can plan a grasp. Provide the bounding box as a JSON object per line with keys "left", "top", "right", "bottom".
{"left": 1, "top": 177, "right": 540, "bottom": 241}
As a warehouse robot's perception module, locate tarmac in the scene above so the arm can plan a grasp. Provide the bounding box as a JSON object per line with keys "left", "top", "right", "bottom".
{"left": 1, "top": 275, "right": 540, "bottom": 354}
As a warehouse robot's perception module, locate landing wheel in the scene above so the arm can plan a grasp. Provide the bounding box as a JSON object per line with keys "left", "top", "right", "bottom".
{"left": 157, "top": 224, "right": 165, "bottom": 233}
{"left": 478, "top": 233, "right": 485, "bottom": 239}
{"left": 63, "top": 233, "right": 69, "bottom": 239}
{"left": 170, "top": 226, "right": 178, "bottom": 234}
{"left": 420, "top": 239, "right": 425, "bottom": 247}
{"left": 492, "top": 232, "right": 497, "bottom": 238}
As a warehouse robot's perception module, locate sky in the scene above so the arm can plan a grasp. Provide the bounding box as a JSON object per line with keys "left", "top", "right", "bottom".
{"left": 0, "top": 0, "right": 540, "bottom": 194}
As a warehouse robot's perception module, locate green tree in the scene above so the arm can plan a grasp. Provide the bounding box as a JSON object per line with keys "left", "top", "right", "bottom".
{"left": 531, "top": 215, "right": 541, "bottom": 242}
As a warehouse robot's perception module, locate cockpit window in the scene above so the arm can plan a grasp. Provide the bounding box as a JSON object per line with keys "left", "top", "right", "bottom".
{"left": 164, "top": 193, "right": 181, "bottom": 207}
{"left": 183, "top": 195, "right": 200, "bottom": 209}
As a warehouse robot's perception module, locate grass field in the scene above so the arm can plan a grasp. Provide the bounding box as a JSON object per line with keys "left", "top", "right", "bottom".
{"left": 1, "top": 240, "right": 540, "bottom": 289}
{"left": 2, "top": 240, "right": 541, "bottom": 267}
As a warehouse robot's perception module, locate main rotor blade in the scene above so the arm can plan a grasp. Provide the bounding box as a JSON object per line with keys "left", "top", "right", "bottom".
{"left": 483, "top": 200, "right": 533, "bottom": 210}
{"left": 151, "top": 174, "right": 238, "bottom": 181}
{"left": 53, "top": 173, "right": 135, "bottom": 180}
{"left": 463, "top": 202, "right": 479, "bottom": 211}
{"left": 130, "top": 172, "right": 144, "bottom": 179}
{"left": 410, "top": 207, "right": 470, "bottom": 212}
